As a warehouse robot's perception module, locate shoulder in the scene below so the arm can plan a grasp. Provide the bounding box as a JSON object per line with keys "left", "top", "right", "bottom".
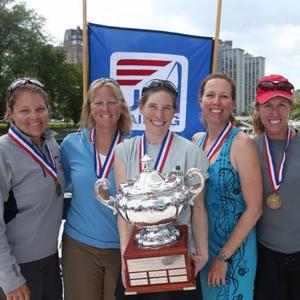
{"left": 61, "top": 131, "right": 84, "bottom": 149}
{"left": 116, "top": 135, "right": 139, "bottom": 154}
{"left": 0, "top": 134, "right": 10, "bottom": 147}
{"left": 192, "top": 131, "right": 205, "bottom": 144}
{"left": 231, "top": 130, "right": 260, "bottom": 164}
{"left": 0, "top": 135, "right": 13, "bottom": 162}
{"left": 232, "top": 130, "right": 255, "bottom": 149}
{"left": 173, "top": 134, "right": 198, "bottom": 149}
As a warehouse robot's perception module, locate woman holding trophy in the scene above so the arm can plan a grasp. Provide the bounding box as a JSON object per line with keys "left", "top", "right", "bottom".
{"left": 60, "top": 78, "right": 132, "bottom": 300}
{"left": 114, "top": 79, "right": 209, "bottom": 300}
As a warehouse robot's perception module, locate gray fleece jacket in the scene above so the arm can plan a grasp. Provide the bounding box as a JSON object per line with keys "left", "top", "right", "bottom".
{"left": 0, "top": 126, "right": 64, "bottom": 294}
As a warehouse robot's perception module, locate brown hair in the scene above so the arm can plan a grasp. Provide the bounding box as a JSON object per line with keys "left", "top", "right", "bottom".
{"left": 199, "top": 73, "right": 236, "bottom": 124}
{"left": 80, "top": 79, "right": 132, "bottom": 134}
{"left": 139, "top": 87, "right": 178, "bottom": 111}
{"left": 5, "top": 83, "right": 48, "bottom": 121}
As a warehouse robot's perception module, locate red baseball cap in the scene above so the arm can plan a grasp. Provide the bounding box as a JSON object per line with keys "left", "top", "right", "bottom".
{"left": 256, "top": 74, "right": 294, "bottom": 104}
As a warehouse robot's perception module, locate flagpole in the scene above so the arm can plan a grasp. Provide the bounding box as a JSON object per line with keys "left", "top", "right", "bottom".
{"left": 212, "top": 0, "right": 222, "bottom": 73}
{"left": 82, "top": 0, "right": 88, "bottom": 101}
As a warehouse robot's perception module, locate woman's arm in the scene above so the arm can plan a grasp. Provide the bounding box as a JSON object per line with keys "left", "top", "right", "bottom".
{"left": 207, "top": 133, "right": 263, "bottom": 287}
{"left": 191, "top": 188, "right": 208, "bottom": 275}
{"left": 114, "top": 154, "right": 134, "bottom": 287}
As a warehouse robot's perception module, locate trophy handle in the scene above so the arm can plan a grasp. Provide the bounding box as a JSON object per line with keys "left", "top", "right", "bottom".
{"left": 185, "top": 168, "right": 205, "bottom": 205}
{"left": 94, "top": 178, "right": 117, "bottom": 214}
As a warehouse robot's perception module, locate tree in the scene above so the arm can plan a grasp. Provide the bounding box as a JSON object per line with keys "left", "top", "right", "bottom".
{"left": 0, "top": 0, "right": 82, "bottom": 124}
{"left": 291, "top": 90, "right": 300, "bottom": 119}
{"left": 0, "top": 0, "right": 46, "bottom": 112}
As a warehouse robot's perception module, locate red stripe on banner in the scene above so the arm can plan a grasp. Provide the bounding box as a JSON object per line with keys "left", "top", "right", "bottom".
{"left": 117, "top": 79, "right": 143, "bottom": 86}
{"left": 117, "top": 69, "right": 156, "bottom": 76}
{"left": 117, "top": 59, "right": 171, "bottom": 66}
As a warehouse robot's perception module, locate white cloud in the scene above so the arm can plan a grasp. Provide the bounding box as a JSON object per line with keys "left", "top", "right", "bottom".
{"left": 23, "top": 0, "right": 300, "bottom": 89}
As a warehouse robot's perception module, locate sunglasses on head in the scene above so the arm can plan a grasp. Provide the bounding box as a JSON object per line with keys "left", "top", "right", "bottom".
{"left": 7, "top": 78, "right": 44, "bottom": 95}
{"left": 90, "top": 78, "right": 120, "bottom": 88}
{"left": 257, "top": 80, "right": 294, "bottom": 92}
{"left": 142, "top": 79, "right": 178, "bottom": 97}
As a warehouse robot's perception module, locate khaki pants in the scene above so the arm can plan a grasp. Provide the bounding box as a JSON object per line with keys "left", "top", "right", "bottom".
{"left": 62, "top": 234, "right": 121, "bottom": 300}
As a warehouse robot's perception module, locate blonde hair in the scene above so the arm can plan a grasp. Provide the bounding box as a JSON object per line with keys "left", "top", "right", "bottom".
{"left": 252, "top": 100, "right": 294, "bottom": 135}
{"left": 80, "top": 79, "right": 132, "bottom": 134}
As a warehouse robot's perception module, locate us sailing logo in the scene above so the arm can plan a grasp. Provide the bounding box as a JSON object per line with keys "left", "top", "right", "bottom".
{"left": 110, "top": 52, "right": 188, "bottom": 132}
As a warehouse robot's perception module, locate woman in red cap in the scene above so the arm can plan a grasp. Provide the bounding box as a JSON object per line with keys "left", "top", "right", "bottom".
{"left": 252, "top": 74, "right": 300, "bottom": 300}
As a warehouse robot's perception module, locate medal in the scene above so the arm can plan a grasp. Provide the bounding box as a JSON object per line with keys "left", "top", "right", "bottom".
{"left": 8, "top": 127, "right": 60, "bottom": 195}
{"left": 266, "top": 193, "right": 282, "bottom": 209}
{"left": 200, "top": 122, "right": 233, "bottom": 162}
{"left": 90, "top": 129, "right": 121, "bottom": 196}
{"left": 264, "top": 127, "right": 292, "bottom": 209}
{"left": 139, "top": 130, "right": 174, "bottom": 173}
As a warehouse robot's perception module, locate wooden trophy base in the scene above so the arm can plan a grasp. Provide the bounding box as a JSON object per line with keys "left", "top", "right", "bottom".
{"left": 123, "top": 225, "right": 195, "bottom": 295}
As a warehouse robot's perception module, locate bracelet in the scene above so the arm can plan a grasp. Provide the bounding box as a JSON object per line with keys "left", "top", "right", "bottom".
{"left": 216, "top": 251, "right": 231, "bottom": 263}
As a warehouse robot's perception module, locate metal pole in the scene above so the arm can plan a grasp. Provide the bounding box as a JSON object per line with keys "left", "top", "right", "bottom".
{"left": 212, "top": 0, "right": 222, "bottom": 73}
{"left": 82, "top": 0, "right": 88, "bottom": 101}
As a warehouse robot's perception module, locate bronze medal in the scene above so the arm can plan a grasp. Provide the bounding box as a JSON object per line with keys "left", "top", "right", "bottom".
{"left": 95, "top": 183, "right": 110, "bottom": 201}
{"left": 266, "top": 193, "right": 282, "bottom": 209}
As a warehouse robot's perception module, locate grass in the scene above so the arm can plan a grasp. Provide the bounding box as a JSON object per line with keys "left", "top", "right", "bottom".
{"left": 0, "top": 121, "right": 77, "bottom": 136}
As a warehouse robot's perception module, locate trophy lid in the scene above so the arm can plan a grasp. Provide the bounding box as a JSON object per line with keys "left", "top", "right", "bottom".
{"left": 120, "top": 155, "right": 180, "bottom": 198}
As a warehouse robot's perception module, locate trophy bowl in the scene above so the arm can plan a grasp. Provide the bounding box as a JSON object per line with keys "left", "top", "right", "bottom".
{"left": 94, "top": 154, "right": 205, "bottom": 248}
{"left": 94, "top": 154, "right": 205, "bottom": 293}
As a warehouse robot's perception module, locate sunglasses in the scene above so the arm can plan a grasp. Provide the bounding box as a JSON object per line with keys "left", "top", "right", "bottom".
{"left": 142, "top": 79, "right": 178, "bottom": 97}
{"left": 257, "top": 81, "right": 294, "bottom": 92}
{"left": 7, "top": 78, "right": 44, "bottom": 95}
{"left": 90, "top": 78, "right": 120, "bottom": 88}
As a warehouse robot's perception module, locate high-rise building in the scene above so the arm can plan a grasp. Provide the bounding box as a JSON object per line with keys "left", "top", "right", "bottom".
{"left": 218, "top": 40, "right": 265, "bottom": 115}
{"left": 63, "top": 26, "right": 83, "bottom": 64}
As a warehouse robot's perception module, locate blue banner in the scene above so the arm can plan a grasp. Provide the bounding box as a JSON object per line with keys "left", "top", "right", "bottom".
{"left": 88, "top": 23, "right": 213, "bottom": 139}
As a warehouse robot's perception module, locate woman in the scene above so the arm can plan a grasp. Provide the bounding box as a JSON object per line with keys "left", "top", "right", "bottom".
{"left": 193, "top": 73, "right": 262, "bottom": 300}
{"left": 0, "top": 78, "right": 64, "bottom": 300}
{"left": 114, "top": 79, "right": 209, "bottom": 300}
{"left": 252, "top": 74, "right": 300, "bottom": 300}
{"left": 60, "top": 78, "right": 132, "bottom": 300}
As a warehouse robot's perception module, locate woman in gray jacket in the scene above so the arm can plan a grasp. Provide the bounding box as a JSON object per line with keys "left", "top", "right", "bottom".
{"left": 0, "top": 78, "right": 64, "bottom": 300}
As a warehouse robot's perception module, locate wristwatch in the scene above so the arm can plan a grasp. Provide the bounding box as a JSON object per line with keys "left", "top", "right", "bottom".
{"left": 216, "top": 251, "right": 231, "bottom": 263}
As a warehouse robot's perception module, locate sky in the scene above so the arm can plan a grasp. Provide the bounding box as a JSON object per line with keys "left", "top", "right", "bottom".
{"left": 23, "top": 0, "right": 300, "bottom": 89}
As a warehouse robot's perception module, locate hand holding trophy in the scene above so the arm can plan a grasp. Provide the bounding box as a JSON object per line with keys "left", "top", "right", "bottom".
{"left": 94, "top": 155, "right": 205, "bottom": 294}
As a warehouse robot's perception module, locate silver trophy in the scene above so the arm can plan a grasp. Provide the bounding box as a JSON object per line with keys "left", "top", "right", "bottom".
{"left": 94, "top": 155, "right": 205, "bottom": 248}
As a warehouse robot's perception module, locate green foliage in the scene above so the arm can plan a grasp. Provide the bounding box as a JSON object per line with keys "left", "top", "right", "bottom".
{"left": 0, "top": 0, "right": 82, "bottom": 124}
{"left": 291, "top": 90, "right": 300, "bottom": 119}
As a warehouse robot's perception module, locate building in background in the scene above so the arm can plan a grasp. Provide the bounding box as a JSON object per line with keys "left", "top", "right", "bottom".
{"left": 218, "top": 40, "right": 265, "bottom": 115}
{"left": 63, "top": 26, "right": 83, "bottom": 64}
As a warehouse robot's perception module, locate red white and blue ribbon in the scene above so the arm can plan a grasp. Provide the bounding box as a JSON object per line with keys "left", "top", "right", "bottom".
{"left": 264, "top": 127, "right": 292, "bottom": 192}
{"left": 90, "top": 128, "right": 121, "bottom": 178}
{"left": 139, "top": 130, "right": 174, "bottom": 173}
{"left": 8, "top": 127, "right": 58, "bottom": 180}
{"left": 199, "top": 122, "right": 233, "bottom": 162}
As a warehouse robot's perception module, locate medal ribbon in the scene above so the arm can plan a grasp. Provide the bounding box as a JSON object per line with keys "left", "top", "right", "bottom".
{"left": 139, "top": 130, "right": 174, "bottom": 173}
{"left": 199, "top": 122, "right": 233, "bottom": 161}
{"left": 264, "top": 127, "right": 292, "bottom": 192}
{"left": 8, "top": 127, "right": 58, "bottom": 180}
{"left": 90, "top": 128, "right": 121, "bottom": 178}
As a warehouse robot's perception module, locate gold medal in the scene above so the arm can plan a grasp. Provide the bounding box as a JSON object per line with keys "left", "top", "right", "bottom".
{"left": 266, "top": 193, "right": 282, "bottom": 209}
